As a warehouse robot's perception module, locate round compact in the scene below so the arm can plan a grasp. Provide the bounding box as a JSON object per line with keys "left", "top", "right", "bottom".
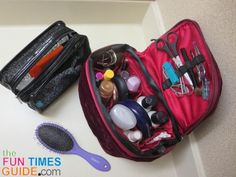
{"left": 120, "top": 100, "right": 152, "bottom": 138}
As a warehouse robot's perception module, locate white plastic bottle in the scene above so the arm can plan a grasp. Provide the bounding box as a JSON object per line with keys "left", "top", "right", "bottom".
{"left": 124, "top": 130, "right": 143, "bottom": 142}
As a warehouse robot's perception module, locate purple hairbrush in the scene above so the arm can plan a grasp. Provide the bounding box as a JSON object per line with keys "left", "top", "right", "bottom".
{"left": 35, "top": 123, "right": 111, "bottom": 172}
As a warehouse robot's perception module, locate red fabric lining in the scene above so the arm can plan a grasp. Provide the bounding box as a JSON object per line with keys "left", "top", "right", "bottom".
{"left": 134, "top": 21, "right": 215, "bottom": 134}
{"left": 121, "top": 52, "right": 176, "bottom": 150}
{"left": 88, "top": 21, "right": 217, "bottom": 151}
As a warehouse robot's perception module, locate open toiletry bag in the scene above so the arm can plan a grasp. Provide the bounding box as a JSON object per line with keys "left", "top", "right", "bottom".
{"left": 79, "top": 19, "right": 222, "bottom": 161}
{"left": 0, "top": 21, "right": 91, "bottom": 112}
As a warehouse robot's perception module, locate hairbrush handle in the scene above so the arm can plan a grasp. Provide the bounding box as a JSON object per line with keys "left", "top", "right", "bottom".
{"left": 73, "top": 147, "right": 111, "bottom": 172}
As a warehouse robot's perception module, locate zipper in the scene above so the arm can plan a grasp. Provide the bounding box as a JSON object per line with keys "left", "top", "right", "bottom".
{"left": 183, "top": 21, "right": 222, "bottom": 133}
{"left": 10, "top": 28, "right": 73, "bottom": 92}
{"left": 0, "top": 21, "right": 65, "bottom": 85}
{"left": 30, "top": 36, "right": 82, "bottom": 99}
{"left": 192, "top": 20, "right": 222, "bottom": 111}
{"left": 17, "top": 35, "right": 81, "bottom": 102}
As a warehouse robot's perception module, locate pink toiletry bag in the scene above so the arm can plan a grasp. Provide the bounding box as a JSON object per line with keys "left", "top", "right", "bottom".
{"left": 79, "top": 19, "right": 222, "bottom": 161}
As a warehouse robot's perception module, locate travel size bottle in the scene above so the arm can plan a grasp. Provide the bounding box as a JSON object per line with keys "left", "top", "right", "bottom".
{"left": 137, "top": 95, "right": 158, "bottom": 112}
{"left": 99, "top": 80, "right": 114, "bottom": 104}
{"left": 124, "top": 130, "right": 143, "bottom": 143}
{"left": 148, "top": 111, "right": 168, "bottom": 128}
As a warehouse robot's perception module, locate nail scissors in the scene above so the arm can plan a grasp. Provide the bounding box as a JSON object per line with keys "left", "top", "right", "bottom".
{"left": 153, "top": 32, "right": 193, "bottom": 94}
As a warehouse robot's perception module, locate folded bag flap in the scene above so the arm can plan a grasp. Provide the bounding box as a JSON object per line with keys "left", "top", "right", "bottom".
{"left": 134, "top": 19, "right": 222, "bottom": 135}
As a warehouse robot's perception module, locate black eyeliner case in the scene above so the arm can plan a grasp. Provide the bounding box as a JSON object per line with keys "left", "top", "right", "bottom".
{"left": 0, "top": 21, "right": 91, "bottom": 112}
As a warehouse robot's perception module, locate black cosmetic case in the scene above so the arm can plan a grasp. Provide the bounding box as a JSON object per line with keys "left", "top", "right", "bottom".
{"left": 0, "top": 21, "right": 91, "bottom": 112}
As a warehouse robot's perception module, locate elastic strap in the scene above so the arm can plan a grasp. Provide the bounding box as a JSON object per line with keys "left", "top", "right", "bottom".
{"left": 162, "top": 55, "right": 205, "bottom": 90}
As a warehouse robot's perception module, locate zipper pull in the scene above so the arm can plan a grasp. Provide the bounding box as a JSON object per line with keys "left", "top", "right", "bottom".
{"left": 29, "top": 93, "right": 45, "bottom": 110}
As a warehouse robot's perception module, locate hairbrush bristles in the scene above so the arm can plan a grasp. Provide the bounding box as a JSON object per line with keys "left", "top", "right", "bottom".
{"left": 35, "top": 122, "right": 111, "bottom": 172}
{"left": 35, "top": 123, "right": 75, "bottom": 154}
